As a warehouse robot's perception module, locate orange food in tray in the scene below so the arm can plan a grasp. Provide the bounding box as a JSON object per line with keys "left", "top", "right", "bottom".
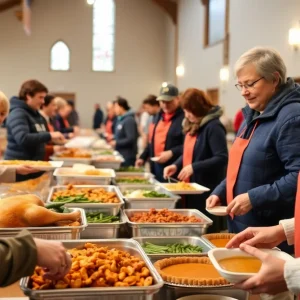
{"left": 129, "top": 208, "right": 203, "bottom": 223}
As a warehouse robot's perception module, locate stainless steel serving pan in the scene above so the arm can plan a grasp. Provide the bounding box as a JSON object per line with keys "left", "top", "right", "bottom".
{"left": 132, "top": 236, "right": 212, "bottom": 262}
{"left": 124, "top": 209, "right": 213, "bottom": 237}
{"left": 20, "top": 239, "right": 164, "bottom": 300}
{"left": 118, "top": 184, "right": 180, "bottom": 209}
{"left": 80, "top": 210, "right": 127, "bottom": 239}
{"left": 47, "top": 185, "right": 124, "bottom": 216}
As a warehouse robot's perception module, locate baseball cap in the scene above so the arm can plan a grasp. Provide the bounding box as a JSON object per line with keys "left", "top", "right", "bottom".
{"left": 157, "top": 83, "right": 179, "bottom": 101}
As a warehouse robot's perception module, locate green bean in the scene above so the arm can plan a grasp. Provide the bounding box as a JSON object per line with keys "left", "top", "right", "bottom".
{"left": 142, "top": 242, "right": 203, "bottom": 254}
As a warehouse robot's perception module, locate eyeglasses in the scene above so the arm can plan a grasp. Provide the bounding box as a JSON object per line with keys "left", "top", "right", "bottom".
{"left": 235, "top": 77, "right": 264, "bottom": 91}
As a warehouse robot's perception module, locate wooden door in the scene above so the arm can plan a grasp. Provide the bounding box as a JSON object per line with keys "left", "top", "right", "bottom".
{"left": 206, "top": 88, "right": 219, "bottom": 105}
{"left": 51, "top": 92, "right": 76, "bottom": 107}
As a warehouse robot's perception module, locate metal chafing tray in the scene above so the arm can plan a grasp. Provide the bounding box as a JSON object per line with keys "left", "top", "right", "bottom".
{"left": 154, "top": 285, "right": 249, "bottom": 300}
{"left": 0, "top": 208, "right": 87, "bottom": 240}
{"left": 20, "top": 239, "right": 164, "bottom": 300}
{"left": 92, "top": 155, "right": 124, "bottom": 170}
{"left": 119, "top": 184, "right": 180, "bottom": 209}
{"left": 80, "top": 210, "right": 127, "bottom": 239}
{"left": 47, "top": 185, "right": 124, "bottom": 216}
{"left": 53, "top": 168, "right": 115, "bottom": 185}
{"left": 115, "top": 173, "right": 156, "bottom": 186}
{"left": 124, "top": 209, "right": 213, "bottom": 237}
{"left": 132, "top": 236, "right": 212, "bottom": 262}
{"left": 50, "top": 156, "right": 92, "bottom": 167}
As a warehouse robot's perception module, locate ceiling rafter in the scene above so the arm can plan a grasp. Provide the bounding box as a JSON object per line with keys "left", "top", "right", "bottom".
{"left": 0, "top": 0, "right": 21, "bottom": 13}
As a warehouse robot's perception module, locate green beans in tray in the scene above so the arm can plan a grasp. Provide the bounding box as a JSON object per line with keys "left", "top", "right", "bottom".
{"left": 85, "top": 212, "right": 120, "bottom": 223}
{"left": 142, "top": 242, "right": 203, "bottom": 254}
{"left": 118, "top": 166, "right": 144, "bottom": 172}
{"left": 51, "top": 195, "right": 100, "bottom": 203}
{"left": 116, "top": 178, "right": 149, "bottom": 184}
{"left": 143, "top": 191, "right": 169, "bottom": 198}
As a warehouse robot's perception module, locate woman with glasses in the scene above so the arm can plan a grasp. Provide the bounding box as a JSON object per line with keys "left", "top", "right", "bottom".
{"left": 206, "top": 47, "right": 300, "bottom": 256}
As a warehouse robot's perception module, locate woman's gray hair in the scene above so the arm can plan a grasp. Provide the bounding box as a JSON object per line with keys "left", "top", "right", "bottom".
{"left": 235, "top": 47, "right": 287, "bottom": 86}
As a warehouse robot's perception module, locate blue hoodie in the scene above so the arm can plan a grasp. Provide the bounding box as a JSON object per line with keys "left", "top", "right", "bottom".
{"left": 5, "top": 97, "right": 51, "bottom": 161}
{"left": 213, "top": 78, "right": 300, "bottom": 252}
{"left": 115, "top": 109, "right": 138, "bottom": 166}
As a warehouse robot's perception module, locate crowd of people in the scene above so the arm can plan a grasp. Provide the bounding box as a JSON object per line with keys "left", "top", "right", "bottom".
{"left": 1, "top": 46, "right": 300, "bottom": 298}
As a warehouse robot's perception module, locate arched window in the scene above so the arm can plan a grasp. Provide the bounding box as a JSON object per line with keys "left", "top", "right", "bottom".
{"left": 93, "top": 0, "right": 115, "bottom": 72}
{"left": 50, "top": 41, "right": 70, "bottom": 71}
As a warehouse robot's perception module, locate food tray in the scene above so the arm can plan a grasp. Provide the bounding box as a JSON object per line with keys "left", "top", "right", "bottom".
{"left": 157, "top": 183, "right": 210, "bottom": 195}
{"left": 92, "top": 155, "right": 124, "bottom": 170}
{"left": 53, "top": 168, "right": 115, "bottom": 185}
{"left": 81, "top": 211, "right": 127, "bottom": 239}
{"left": 92, "top": 139, "right": 112, "bottom": 150}
{"left": 116, "top": 173, "right": 157, "bottom": 186}
{"left": 20, "top": 239, "right": 164, "bottom": 300}
{"left": 119, "top": 184, "right": 180, "bottom": 209}
{"left": 154, "top": 285, "right": 248, "bottom": 300}
{"left": 64, "top": 136, "right": 97, "bottom": 149}
{"left": 0, "top": 208, "right": 87, "bottom": 240}
{"left": 124, "top": 209, "right": 213, "bottom": 237}
{"left": 50, "top": 156, "right": 92, "bottom": 167}
{"left": 132, "top": 236, "right": 212, "bottom": 262}
{"left": 47, "top": 185, "right": 124, "bottom": 216}
{"left": 0, "top": 160, "right": 63, "bottom": 171}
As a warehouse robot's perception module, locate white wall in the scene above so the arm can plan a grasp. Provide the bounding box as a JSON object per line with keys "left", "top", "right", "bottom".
{"left": 164, "top": 14, "right": 176, "bottom": 85}
{"left": 0, "top": 0, "right": 170, "bottom": 127}
{"left": 177, "top": 0, "right": 300, "bottom": 118}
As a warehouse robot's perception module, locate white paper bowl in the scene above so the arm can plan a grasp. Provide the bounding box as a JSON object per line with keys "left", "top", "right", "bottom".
{"left": 206, "top": 206, "right": 228, "bottom": 216}
{"left": 208, "top": 248, "right": 293, "bottom": 283}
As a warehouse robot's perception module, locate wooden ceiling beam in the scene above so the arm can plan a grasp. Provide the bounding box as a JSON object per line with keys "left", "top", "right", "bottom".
{"left": 0, "top": 0, "right": 21, "bottom": 13}
{"left": 152, "top": 0, "right": 177, "bottom": 25}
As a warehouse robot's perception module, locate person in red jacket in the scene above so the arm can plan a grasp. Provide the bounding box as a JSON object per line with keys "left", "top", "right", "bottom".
{"left": 233, "top": 108, "right": 244, "bottom": 134}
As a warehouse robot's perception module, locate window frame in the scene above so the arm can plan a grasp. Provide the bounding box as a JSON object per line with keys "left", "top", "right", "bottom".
{"left": 49, "top": 40, "right": 71, "bottom": 72}
{"left": 92, "top": 0, "right": 116, "bottom": 72}
{"left": 203, "top": 0, "right": 229, "bottom": 48}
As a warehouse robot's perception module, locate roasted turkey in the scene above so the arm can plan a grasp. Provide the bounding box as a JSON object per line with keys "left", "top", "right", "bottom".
{"left": 0, "top": 194, "right": 80, "bottom": 227}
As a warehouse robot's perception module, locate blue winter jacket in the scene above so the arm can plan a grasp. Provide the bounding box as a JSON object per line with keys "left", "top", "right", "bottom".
{"left": 5, "top": 97, "right": 51, "bottom": 161}
{"left": 213, "top": 78, "right": 300, "bottom": 239}
{"left": 115, "top": 109, "right": 138, "bottom": 166}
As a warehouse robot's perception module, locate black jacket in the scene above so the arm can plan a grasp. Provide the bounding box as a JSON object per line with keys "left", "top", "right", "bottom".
{"left": 115, "top": 110, "right": 138, "bottom": 165}
{"left": 175, "top": 107, "right": 228, "bottom": 190}
{"left": 140, "top": 108, "right": 185, "bottom": 179}
{"left": 93, "top": 109, "right": 104, "bottom": 129}
{"left": 54, "top": 114, "right": 74, "bottom": 134}
{"left": 5, "top": 97, "right": 51, "bottom": 161}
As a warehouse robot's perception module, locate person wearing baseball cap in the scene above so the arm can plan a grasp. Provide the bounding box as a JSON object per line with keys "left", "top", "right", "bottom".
{"left": 136, "top": 83, "right": 184, "bottom": 182}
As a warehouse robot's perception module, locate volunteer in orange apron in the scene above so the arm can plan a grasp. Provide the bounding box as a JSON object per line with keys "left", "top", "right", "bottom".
{"left": 164, "top": 88, "right": 228, "bottom": 231}
{"left": 137, "top": 83, "right": 184, "bottom": 182}
{"left": 40, "top": 94, "right": 65, "bottom": 161}
{"left": 54, "top": 97, "right": 75, "bottom": 136}
{"left": 206, "top": 47, "right": 300, "bottom": 254}
{"left": 221, "top": 174, "right": 300, "bottom": 298}
{"left": 136, "top": 95, "right": 160, "bottom": 173}
{"left": 103, "top": 101, "right": 117, "bottom": 142}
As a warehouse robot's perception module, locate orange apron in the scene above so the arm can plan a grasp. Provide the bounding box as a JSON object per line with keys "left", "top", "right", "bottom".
{"left": 182, "top": 133, "right": 197, "bottom": 183}
{"left": 48, "top": 123, "right": 54, "bottom": 132}
{"left": 295, "top": 174, "right": 300, "bottom": 260}
{"left": 226, "top": 122, "right": 258, "bottom": 218}
{"left": 154, "top": 113, "right": 174, "bottom": 157}
{"left": 63, "top": 118, "right": 70, "bottom": 128}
